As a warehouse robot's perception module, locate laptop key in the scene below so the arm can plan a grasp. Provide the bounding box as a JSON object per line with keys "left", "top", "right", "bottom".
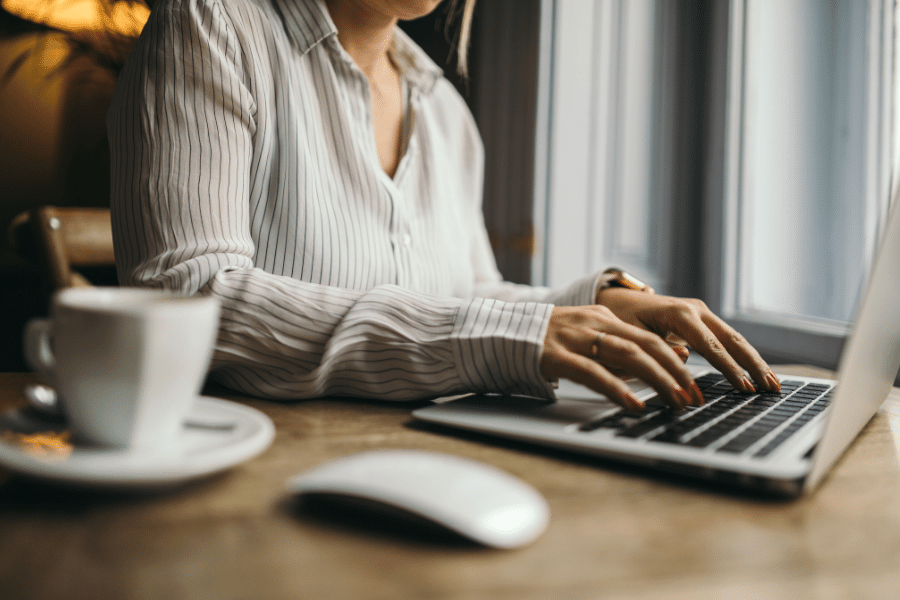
{"left": 616, "top": 412, "right": 678, "bottom": 438}
{"left": 718, "top": 416, "right": 794, "bottom": 453}
{"left": 780, "top": 380, "right": 804, "bottom": 388}
{"left": 684, "top": 425, "right": 734, "bottom": 448}
{"left": 755, "top": 431, "right": 795, "bottom": 458}
{"left": 716, "top": 396, "right": 821, "bottom": 454}
{"left": 804, "top": 384, "right": 830, "bottom": 392}
{"left": 717, "top": 425, "right": 771, "bottom": 454}
{"left": 753, "top": 398, "right": 831, "bottom": 457}
{"left": 578, "top": 414, "right": 625, "bottom": 432}
{"left": 647, "top": 395, "right": 752, "bottom": 444}
{"left": 694, "top": 373, "right": 725, "bottom": 390}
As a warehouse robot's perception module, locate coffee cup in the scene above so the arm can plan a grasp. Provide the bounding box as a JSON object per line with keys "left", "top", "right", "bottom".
{"left": 24, "top": 287, "right": 221, "bottom": 450}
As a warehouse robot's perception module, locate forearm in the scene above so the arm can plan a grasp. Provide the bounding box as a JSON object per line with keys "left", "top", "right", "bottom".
{"left": 205, "top": 269, "right": 557, "bottom": 401}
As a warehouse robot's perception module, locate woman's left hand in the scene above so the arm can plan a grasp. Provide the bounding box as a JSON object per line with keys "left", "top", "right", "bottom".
{"left": 596, "top": 287, "right": 781, "bottom": 393}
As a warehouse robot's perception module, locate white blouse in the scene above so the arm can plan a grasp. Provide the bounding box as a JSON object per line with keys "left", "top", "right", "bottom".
{"left": 108, "top": 0, "right": 601, "bottom": 401}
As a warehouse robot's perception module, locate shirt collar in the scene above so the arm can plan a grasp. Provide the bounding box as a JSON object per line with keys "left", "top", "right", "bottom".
{"left": 390, "top": 27, "right": 443, "bottom": 96}
{"left": 269, "top": 0, "right": 337, "bottom": 56}
{"left": 270, "top": 0, "right": 443, "bottom": 96}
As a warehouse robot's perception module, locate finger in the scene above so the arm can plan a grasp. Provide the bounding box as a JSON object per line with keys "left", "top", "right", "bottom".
{"left": 701, "top": 313, "right": 780, "bottom": 392}
{"left": 671, "top": 315, "right": 758, "bottom": 393}
{"left": 670, "top": 344, "right": 690, "bottom": 363}
{"left": 630, "top": 332, "right": 703, "bottom": 405}
{"left": 594, "top": 322, "right": 702, "bottom": 407}
{"left": 555, "top": 351, "right": 646, "bottom": 411}
{"left": 591, "top": 333, "right": 694, "bottom": 409}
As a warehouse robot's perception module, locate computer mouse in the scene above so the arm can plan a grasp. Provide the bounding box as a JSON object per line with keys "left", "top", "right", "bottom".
{"left": 286, "top": 449, "right": 549, "bottom": 549}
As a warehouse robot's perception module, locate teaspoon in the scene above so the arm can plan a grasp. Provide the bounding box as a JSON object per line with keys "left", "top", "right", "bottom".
{"left": 23, "top": 384, "right": 236, "bottom": 431}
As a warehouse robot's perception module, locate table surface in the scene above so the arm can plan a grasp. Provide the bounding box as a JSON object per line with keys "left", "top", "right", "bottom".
{"left": 1, "top": 367, "right": 899, "bottom": 600}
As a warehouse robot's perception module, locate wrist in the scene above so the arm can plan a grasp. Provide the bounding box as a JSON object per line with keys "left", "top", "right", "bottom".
{"left": 595, "top": 268, "right": 654, "bottom": 304}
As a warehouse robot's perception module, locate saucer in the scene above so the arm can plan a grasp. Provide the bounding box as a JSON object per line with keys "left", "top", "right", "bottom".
{"left": 0, "top": 396, "right": 275, "bottom": 488}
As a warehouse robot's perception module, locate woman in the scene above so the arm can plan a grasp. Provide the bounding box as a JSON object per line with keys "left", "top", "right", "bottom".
{"left": 108, "top": 0, "right": 780, "bottom": 410}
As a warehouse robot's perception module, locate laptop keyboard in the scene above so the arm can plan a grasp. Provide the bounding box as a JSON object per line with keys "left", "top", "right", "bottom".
{"left": 579, "top": 374, "right": 833, "bottom": 458}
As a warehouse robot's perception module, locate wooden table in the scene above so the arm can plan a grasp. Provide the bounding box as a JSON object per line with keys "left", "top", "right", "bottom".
{"left": 1, "top": 367, "right": 899, "bottom": 600}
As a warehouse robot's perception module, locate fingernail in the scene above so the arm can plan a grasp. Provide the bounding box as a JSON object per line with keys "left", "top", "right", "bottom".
{"left": 673, "top": 386, "right": 692, "bottom": 409}
{"left": 765, "top": 370, "right": 781, "bottom": 392}
{"left": 672, "top": 346, "right": 690, "bottom": 362}
{"left": 740, "top": 376, "right": 756, "bottom": 393}
{"left": 625, "top": 392, "right": 645, "bottom": 412}
{"left": 690, "top": 382, "right": 704, "bottom": 406}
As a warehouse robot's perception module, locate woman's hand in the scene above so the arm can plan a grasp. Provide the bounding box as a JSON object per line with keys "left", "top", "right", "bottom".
{"left": 596, "top": 287, "right": 780, "bottom": 396}
{"left": 540, "top": 304, "right": 705, "bottom": 411}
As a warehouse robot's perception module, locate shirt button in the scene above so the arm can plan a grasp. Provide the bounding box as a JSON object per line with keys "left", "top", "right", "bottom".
{"left": 400, "top": 233, "right": 411, "bottom": 247}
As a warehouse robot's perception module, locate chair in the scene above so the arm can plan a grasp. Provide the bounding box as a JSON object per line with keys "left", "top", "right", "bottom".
{"left": 8, "top": 206, "right": 116, "bottom": 299}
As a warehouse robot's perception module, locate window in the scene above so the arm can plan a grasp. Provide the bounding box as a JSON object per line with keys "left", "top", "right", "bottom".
{"left": 522, "top": 0, "right": 896, "bottom": 368}
{"left": 719, "top": 0, "right": 894, "bottom": 365}
{"left": 534, "top": 0, "right": 669, "bottom": 293}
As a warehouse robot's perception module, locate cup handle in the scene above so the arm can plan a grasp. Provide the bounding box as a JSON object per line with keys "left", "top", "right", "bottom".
{"left": 24, "top": 318, "right": 55, "bottom": 379}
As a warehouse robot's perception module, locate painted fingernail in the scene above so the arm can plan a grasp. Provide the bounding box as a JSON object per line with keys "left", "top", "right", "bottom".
{"left": 690, "top": 382, "right": 705, "bottom": 406}
{"left": 672, "top": 346, "right": 690, "bottom": 362}
{"left": 765, "top": 371, "right": 781, "bottom": 392}
{"left": 740, "top": 376, "right": 756, "bottom": 393}
{"left": 673, "top": 386, "right": 692, "bottom": 409}
{"left": 625, "top": 392, "right": 645, "bottom": 412}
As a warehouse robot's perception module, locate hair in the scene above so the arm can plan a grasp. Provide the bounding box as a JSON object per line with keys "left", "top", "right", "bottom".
{"left": 448, "top": 0, "right": 476, "bottom": 77}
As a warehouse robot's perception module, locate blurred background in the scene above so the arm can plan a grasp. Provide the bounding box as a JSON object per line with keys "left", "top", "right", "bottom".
{"left": 0, "top": 0, "right": 152, "bottom": 370}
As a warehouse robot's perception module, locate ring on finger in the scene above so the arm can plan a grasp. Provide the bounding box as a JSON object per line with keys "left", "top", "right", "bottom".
{"left": 591, "top": 332, "right": 607, "bottom": 358}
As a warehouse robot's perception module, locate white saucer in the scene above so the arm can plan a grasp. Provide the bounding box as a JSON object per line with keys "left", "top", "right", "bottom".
{"left": 0, "top": 396, "right": 275, "bottom": 488}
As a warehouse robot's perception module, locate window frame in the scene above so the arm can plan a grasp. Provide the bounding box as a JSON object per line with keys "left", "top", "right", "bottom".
{"left": 709, "top": 0, "right": 895, "bottom": 368}
{"left": 514, "top": 0, "right": 896, "bottom": 370}
{"left": 532, "top": 0, "right": 675, "bottom": 294}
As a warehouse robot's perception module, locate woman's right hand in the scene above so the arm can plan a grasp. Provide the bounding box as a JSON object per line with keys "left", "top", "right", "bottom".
{"left": 539, "top": 305, "right": 704, "bottom": 412}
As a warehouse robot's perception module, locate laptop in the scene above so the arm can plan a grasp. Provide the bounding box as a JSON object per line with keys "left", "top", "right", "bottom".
{"left": 413, "top": 192, "right": 900, "bottom": 497}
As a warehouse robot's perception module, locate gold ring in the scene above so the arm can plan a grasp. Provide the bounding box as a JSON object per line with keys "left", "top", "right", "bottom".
{"left": 591, "top": 332, "right": 607, "bottom": 357}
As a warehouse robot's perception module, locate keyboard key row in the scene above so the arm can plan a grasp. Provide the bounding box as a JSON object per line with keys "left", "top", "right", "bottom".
{"left": 577, "top": 376, "right": 831, "bottom": 458}
{"left": 754, "top": 396, "right": 831, "bottom": 457}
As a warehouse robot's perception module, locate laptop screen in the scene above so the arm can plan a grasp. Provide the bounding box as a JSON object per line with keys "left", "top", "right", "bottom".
{"left": 807, "top": 192, "right": 900, "bottom": 490}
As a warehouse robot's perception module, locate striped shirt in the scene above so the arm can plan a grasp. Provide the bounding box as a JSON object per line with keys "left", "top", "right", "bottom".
{"left": 108, "top": 0, "right": 601, "bottom": 401}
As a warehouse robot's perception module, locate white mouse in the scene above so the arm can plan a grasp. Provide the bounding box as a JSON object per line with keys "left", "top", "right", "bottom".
{"left": 286, "top": 449, "right": 549, "bottom": 549}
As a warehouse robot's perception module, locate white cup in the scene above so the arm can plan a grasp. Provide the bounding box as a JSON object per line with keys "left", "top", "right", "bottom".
{"left": 24, "top": 287, "right": 221, "bottom": 450}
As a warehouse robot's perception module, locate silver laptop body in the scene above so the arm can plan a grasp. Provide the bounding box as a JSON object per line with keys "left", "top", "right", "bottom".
{"left": 413, "top": 192, "right": 900, "bottom": 497}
